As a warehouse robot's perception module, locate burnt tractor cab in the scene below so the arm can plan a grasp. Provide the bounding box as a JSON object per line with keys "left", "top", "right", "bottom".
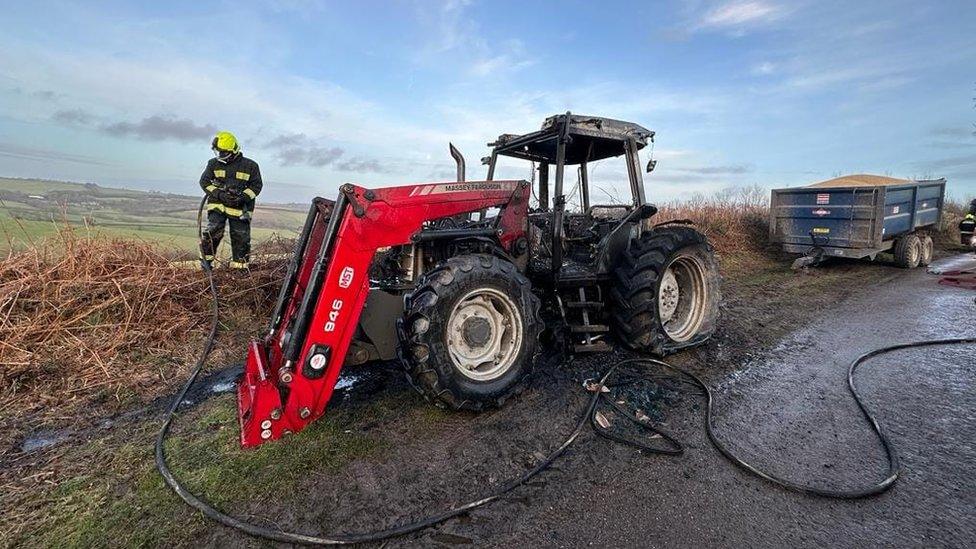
{"left": 481, "top": 113, "right": 720, "bottom": 353}
{"left": 238, "top": 113, "right": 720, "bottom": 447}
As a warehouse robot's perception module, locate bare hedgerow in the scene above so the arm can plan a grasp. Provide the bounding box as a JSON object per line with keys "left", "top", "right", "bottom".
{"left": 0, "top": 224, "right": 287, "bottom": 441}
{"left": 651, "top": 184, "right": 770, "bottom": 253}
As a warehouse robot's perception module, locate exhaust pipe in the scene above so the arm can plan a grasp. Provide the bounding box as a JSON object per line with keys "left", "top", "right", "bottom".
{"left": 449, "top": 142, "right": 465, "bottom": 182}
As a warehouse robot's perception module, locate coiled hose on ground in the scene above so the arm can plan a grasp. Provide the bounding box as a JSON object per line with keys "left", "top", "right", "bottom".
{"left": 155, "top": 201, "right": 976, "bottom": 544}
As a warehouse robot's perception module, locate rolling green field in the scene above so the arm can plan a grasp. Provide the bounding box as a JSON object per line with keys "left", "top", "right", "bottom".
{"left": 0, "top": 177, "right": 307, "bottom": 254}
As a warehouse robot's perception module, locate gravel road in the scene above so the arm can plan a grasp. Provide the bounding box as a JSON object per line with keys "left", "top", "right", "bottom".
{"left": 202, "top": 262, "right": 975, "bottom": 548}
{"left": 473, "top": 265, "right": 976, "bottom": 548}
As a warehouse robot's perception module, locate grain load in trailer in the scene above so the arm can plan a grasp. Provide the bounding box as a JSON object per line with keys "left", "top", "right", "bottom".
{"left": 769, "top": 174, "right": 945, "bottom": 269}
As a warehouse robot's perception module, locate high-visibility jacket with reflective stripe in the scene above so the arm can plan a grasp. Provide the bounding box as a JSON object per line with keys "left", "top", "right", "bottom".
{"left": 199, "top": 154, "right": 263, "bottom": 217}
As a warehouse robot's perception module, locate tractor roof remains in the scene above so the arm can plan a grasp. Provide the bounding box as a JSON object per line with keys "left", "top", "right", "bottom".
{"left": 490, "top": 113, "right": 654, "bottom": 165}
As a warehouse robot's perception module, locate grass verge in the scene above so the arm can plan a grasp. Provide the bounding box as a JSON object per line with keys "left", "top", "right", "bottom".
{"left": 5, "top": 392, "right": 393, "bottom": 547}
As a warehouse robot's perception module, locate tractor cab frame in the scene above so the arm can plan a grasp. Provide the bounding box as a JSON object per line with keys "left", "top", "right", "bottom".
{"left": 483, "top": 113, "right": 658, "bottom": 285}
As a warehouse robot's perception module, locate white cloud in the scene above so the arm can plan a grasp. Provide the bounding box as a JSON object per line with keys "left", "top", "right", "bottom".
{"left": 468, "top": 40, "right": 536, "bottom": 77}
{"left": 781, "top": 62, "right": 915, "bottom": 95}
{"left": 695, "top": 1, "right": 786, "bottom": 31}
{"left": 414, "top": 2, "right": 536, "bottom": 78}
{"left": 701, "top": 0, "right": 781, "bottom": 27}
{"left": 751, "top": 61, "right": 776, "bottom": 75}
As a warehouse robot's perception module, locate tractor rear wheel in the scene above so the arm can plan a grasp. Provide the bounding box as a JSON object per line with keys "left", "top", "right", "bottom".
{"left": 611, "top": 226, "right": 720, "bottom": 355}
{"left": 398, "top": 254, "right": 541, "bottom": 411}
{"left": 893, "top": 233, "right": 922, "bottom": 268}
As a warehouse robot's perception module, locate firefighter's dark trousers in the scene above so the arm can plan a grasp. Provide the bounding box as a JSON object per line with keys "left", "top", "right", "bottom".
{"left": 200, "top": 210, "right": 250, "bottom": 268}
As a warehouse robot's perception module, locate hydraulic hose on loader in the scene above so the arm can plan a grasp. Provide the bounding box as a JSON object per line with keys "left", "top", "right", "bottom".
{"left": 155, "top": 204, "right": 976, "bottom": 544}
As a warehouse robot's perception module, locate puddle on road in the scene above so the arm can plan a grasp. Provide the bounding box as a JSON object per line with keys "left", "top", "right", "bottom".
{"left": 205, "top": 373, "right": 360, "bottom": 394}
{"left": 21, "top": 429, "right": 70, "bottom": 453}
{"left": 210, "top": 380, "right": 236, "bottom": 393}
{"left": 429, "top": 532, "right": 475, "bottom": 545}
{"left": 927, "top": 253, "right": 976, "bottom": 275}
{"left": 334, "top": 373, "right": 361, "bottom": 390}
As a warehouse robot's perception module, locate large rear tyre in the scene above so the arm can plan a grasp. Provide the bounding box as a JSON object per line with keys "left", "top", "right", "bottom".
{"left": 611, "top": 226, "right": 720, "bottom": 355}
{"left": 893, "top": 233, "right": 921, "bottom": 269}
{"left": 398, "top": 254, "right": 541, "bottom": 411}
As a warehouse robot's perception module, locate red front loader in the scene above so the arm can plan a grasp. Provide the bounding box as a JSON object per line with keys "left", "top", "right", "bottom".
{"left": 238, "top": 179, "right": 530, "bottom": 446}
{"left": 239, "top": 114, "right": 721, "bottom": 447}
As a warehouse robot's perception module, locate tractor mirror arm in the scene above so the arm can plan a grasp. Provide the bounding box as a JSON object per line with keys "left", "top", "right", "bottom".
{"left": 604, "top": 203, "right": 657, "bottom": 243}
{"left": 639, "top": 203, "right": 657, "bottom": 219}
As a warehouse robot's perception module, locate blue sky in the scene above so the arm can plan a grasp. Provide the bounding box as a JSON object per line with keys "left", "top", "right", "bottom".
{"left": 1, "top": 0, "right": 974, "bottom": 203}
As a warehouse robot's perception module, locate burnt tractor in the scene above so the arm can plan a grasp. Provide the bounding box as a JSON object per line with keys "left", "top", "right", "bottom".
{"left": 238, "top": 113, "right": 720, "bottom": 447}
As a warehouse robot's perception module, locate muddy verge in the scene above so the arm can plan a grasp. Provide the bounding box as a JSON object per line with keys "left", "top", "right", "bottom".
{"left": 191, "top": 254, "right": 904, "bottom": 548}
{"left": 0, "top": 250, "right": 902, "bottom": 547}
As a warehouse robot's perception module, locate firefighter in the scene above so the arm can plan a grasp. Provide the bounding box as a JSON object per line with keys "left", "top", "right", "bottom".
{"left": 961, "top": 199, "right": 976, "bottom": 249}
{"left": 199, "top": 131, "right": 262, "bottom": 270}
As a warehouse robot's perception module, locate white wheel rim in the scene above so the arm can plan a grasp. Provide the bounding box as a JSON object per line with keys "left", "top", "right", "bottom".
{"left": 909, "top": 241, "right": 920, "bottom": 265}
{"left": 446, "top": 288, "right": 523, "bottom": 381}
{"left": 658, "top": 255, "right": 708, "bottom": 342}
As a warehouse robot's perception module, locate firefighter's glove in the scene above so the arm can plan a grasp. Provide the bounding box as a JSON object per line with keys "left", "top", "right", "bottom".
{"left": 205, "top": 180, "right": 222, "bottom": 199}
{"left": 222, "top": 190, "right": 245, "bottom": 208}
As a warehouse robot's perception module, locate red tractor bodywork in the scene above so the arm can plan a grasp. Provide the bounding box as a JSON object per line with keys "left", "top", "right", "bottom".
{"left": 239, "top": 180, "right": 529, "bottom": 447}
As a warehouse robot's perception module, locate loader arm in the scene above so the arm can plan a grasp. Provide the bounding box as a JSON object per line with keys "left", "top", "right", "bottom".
{"left": 239, "top": 180, "right": 530, "bottom": 447}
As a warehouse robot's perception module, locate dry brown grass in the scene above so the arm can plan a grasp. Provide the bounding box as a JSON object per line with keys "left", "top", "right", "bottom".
{"left": 652, "top": 185, "right": 771, "bottom": 256}
{"left": 0, "top": 226, "right": 289, "bottom": 444}
{"left": 937, "top": 197, "right": 974, "bottom": 249}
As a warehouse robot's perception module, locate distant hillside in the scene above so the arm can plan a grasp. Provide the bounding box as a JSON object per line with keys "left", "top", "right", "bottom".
{"left": 0, "top": 177, "right": 306, "bottom": 253}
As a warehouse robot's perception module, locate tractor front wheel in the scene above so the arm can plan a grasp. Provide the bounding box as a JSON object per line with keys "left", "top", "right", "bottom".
{"left": 398, "top": 254, "right": 541, "bottom": 411}
{"left": 611, "top": 226, "right": 720, "bottom": 355}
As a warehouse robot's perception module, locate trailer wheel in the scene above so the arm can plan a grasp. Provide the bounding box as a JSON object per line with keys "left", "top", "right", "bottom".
{"left": 893, "top": 233, "right": 922, "bottom": 269}
{"left": 398, "top": 254, "right": 541, "bottom": 411}
{"left": 919, "top": 235, "right": 934, "bottom": 267}
{"left": 611, "top": 226, "right": 720, "bottom": 355}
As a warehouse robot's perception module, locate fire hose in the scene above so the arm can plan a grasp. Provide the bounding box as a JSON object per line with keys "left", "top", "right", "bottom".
{"left": 154, "top": 197, "right": 976, "bottom": 544}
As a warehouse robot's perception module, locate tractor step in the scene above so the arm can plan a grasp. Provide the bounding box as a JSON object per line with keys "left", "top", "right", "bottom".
{"left": 569, "top": 324, "right": 609, "bottom": 333}
{"left": 572, "top": 341, "right": 612, "bottom": 353}
{"left": 565, "top": 301, "right": 604, "bottom": 309}
{"left": 560, "top": 284, "right": 613, "bottom": 352}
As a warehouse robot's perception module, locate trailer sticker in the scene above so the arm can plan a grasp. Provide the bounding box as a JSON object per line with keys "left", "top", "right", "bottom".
{"left": 816, "top": 193, "right": 830, "bottom": 205}
{"left": 812, "top": 227, "right": 830, "bottom": 234}
{"left": 812, "top": 208, "right": 830, "bottom": 216}
{"left": 892, "top": 205, "right": 900, "bottom": 214}
{"left": 338, "top": 266, "right": 355, "bottom": 288}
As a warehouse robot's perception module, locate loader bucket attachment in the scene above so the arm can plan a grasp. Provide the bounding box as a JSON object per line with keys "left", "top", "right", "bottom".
{"left": 237, "top": 196, "right": 339, "bottom": 447}
{"left": 238, "top": 342, "right": 285, "bottom": 447}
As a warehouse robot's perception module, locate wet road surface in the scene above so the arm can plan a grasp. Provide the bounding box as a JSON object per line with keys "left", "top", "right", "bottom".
{"left": 479, "top": 267, "right": 976, "bottom": 548}
{"left": 195, "top": 264, "right": 974, "bottom": 549}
